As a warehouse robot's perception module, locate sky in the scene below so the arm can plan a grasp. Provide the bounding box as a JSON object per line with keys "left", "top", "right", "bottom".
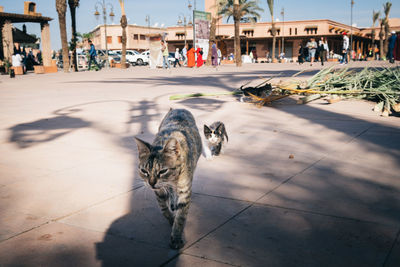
{"left": 2, "top": 0, "right": 400, "bottom": 50}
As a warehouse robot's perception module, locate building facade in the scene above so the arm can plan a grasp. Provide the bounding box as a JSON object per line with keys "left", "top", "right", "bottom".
{"left": 89, "top": 0, "right": 400, "bottom": 61}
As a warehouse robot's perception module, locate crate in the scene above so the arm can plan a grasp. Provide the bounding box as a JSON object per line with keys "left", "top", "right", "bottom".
{"left": 34, "top": 65, "right": 45, "bottom": 74}
{"left": 44, "top": 66, "right": 58, "bottom": 73}
{"left": 11, "top": 66, "right": 24, "bottom": 75}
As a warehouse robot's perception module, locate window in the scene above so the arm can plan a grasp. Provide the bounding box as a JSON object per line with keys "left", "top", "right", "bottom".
{"left": 289, "top": 28, "right": 292, "bottom": 35}
{"left": 243, "top": 30, "right": 254, "bottom": 37}
{"left": 133, "top": 34, "right": 138, "bottom": 40}
{"left": 295, "top": 28, "right": 297, "bottom": 35}
{"left": 176, "top": 33, "right": 186, "bottom": 39}
{"left": 140, "top": 34, "right": 146, "bottom": 40}
{"left": 118, "top": 36, "right": 122, "bottom": 43}
{"left": 107, "top": 36, "right": 112, "bottom": 44}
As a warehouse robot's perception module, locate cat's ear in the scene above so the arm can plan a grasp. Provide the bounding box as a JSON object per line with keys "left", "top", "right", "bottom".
{"left": 163, "top": 138, "right": 181, "bottom": 159}
{"left": 134, "top": 137, "right": 151, "bottom": 157}
{"left": 216, "top": 123, "right": 224, "bottom": 134}
{"left": 204, "top": 125, "right": 211, "bottom": 135}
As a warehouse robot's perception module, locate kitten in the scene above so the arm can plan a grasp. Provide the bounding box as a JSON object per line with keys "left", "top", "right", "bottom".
{"left": 239, "top": 83, "right": 272, "bottom": 102}
{"left": 134, "top": 109, "right": 202, "bottom": 249}
{"left": 204, "top": 121, "right": 228, "bottom": 157}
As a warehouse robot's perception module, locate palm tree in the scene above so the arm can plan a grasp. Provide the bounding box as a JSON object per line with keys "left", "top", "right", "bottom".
{"left": 218, "top": 0, "right": 263, "bottom": 67}
{"left": 371, "top": 10, "right": 380, "bottom": 59}
{"left": 68, "top": 0, "right": 79, "bottom": 72}
{"left": 56, "top": 0, "right": 70, "bottom": 72}
{"left": 383, "top": 2, "right": 392, "bottom": 58}
{"left": 267, "top": 0, "right": 276, "bottom": 62}
{"left": 206, "top": 0, "right": 220, "bottom": 66}
{"left": 119, "top": 0, "right": 127, "bottom": 69}
{"left": 379, "top": 18, "right": 385, "bottom": 60}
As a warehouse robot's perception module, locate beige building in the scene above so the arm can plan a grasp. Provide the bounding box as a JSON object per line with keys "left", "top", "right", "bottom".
{"left": 90, "top": 24, "right": 166, "bottom": 52}
{"left": 90, "top": 0, "right": 400, "bottom": 61}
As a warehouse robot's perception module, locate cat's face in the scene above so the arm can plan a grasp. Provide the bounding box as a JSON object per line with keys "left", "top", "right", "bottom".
{"left": 134, "top": 137, "right": 182, "bottom": 189}
{"left": 204, "top": 125, "right": 222, "bottom": 145}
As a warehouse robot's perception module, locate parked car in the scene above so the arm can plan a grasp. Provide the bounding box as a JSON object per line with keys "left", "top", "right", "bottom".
{"left": 126, "top": 50, "right": 149, "bottom": 66}
{"left": 168, "top": 52, "right": 176, "bottom": 65}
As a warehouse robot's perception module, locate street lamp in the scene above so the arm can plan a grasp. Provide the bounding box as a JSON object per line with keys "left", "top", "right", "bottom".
{"left": 145, "top": 15, "right": 151, "bottom": 49}
{"left": 188, "top": 0, "right": 196, "bottom": 48}
{"left": 177, "top": 14, "right": 188, "bottom": 47}
{"left": 94, "top": 0, "right": 114, "bottom": 67}
{"left": 350, "top": 0, "right": 354, "bottom": 60}
{"left": 281, "top": 7, "right": 285, "bottom": 56}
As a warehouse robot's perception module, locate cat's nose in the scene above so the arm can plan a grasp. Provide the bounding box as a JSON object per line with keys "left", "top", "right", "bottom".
{"left": 149, "top": 179, "right": 157, "bottom": 188}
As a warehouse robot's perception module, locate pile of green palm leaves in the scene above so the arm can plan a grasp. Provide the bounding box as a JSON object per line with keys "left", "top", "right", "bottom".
{"left": 289, "top": 67, "right": 400, "bottom": 116}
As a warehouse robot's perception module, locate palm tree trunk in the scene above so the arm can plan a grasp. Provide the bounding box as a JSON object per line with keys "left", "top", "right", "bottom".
{"left": 383, "top": 21, "right": 390, "bottom": 57}
{"left": 68, "top": 1, "right": 78, "bottom": 72}
{"left": 233, "top": 1, "right": 242, "bottom": 67}
{"left": 371, "top": 30, "right": 376, "bottom": 59}
{"left": 271, "top": 16, "right": 276, "bottom": 62}
{"left": 206, "top": 16, "right": 217, "bottom": 66}
{"left": 120, "top": 15, "right": 127, "bottom": 69}
{"left": 379, "top": 21, "right": 384, "bottom": 59}
{"left": 56, "top": 0, "right": 69, "bottom": 73}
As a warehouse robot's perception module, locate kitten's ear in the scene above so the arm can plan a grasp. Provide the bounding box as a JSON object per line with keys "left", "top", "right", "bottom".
{"left": 163, "top": 138, "right": 181, "bottom": 159}
{"left": 204, "top": 125, "right": 211, "bottom": 135}
{"left": 216, "top": 123, "right": 223, "bottom": 134}
{"left": 134, "top": 137, "right": 151, "bottom": 157}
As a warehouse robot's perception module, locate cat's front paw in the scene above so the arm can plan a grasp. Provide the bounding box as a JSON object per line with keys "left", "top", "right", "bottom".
{"left": 170, "top": 236, "right": 184, "bottom": 250}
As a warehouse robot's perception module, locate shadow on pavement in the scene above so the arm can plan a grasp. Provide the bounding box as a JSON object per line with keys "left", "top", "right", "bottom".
{"left": 4, "top": 81, "right": 400, "bottom": 266}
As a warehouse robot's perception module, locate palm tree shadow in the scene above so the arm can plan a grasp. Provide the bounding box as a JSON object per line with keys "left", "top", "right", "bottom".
{"left": 95, "top": 100, "right": 181, "bottom": 266}
{"left": 8, "top": 115, "right": 91, "bottom": 149}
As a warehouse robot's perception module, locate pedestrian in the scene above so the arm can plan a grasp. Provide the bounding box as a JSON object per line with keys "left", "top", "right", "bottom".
{"left": 318, "top": 37, "right": 328, "bottom": 66}
{"left": 298, "top": 44, "right": 305, "bottom": 64}
{"left": 182, "top": 44, "right": 188, "bottom": 66}
{"left": 161, "top": 41, "right": 171, "bottom": 69}
{"left": 306, "top": 38, "right": 317, "bottom": 66}
{"left": 217, "top": 48, "right": 222, "bottom": 65}
{"left": 87, "top": 40, "right": 101, "bottom": 70}
{"left": 388, "top": 31, "right": 397, "bottom": 63}
{"left": 11, "top": 52, "right": 23, "bottom": 68}
{"left": 196, "top": 47, "right": 204, "bottom": 67}
{"left": 340, "top": 32, "right": 349, "bottom": 65}
{"left": 187, "top": 45, "right": 196, "bottom": 68}
{"left": 394, "top": 32, "right": 400, "bottom": 61}
{"left": 253, "top": 49, "right": 257, "bottom": 63}
{"left": 211, "top": 42, "right": 218, "bottom": 67}
{"left": 249, "top": 50, "right": 254, "bottom": 63}
{"left": 174, "top": 48, "right": 182, "bottom": 67}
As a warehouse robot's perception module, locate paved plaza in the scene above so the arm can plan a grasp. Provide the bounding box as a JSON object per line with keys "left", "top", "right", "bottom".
{"left": 0, "top": 61, "right": 399, "bottom": 266}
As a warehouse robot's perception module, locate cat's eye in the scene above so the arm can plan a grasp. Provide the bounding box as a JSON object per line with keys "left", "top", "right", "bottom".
{"left": 158, "top": 169, "right": 168, "bottom": 177}
{"left": 139, "top": 168, "right": 149, "bottom": 176}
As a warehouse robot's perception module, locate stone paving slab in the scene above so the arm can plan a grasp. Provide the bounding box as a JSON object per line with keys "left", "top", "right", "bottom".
{"left": 0, "top": 222, "right": 177, "bottom": 267}
{"left": 1, "top": 62, "right": 400, "bottom": 266}
{"left": 184, "top": 204, "right": 398, "bottom": 267}
{"left": 165, "top": 254, "right": 236, "bottom": 266}
{"left": 385, "top": 233, "right": 400, "bottom": 267}
{"left": 257, "top": 128, "right": 400, "bottom": 227}
{"left": 60, "top": 188, "right": 249, "bottom": 250}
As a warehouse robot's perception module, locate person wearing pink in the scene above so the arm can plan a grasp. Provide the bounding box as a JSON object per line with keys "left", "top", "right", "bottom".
{"left": 196, "top": 47, "right": 204, "bottom": 67}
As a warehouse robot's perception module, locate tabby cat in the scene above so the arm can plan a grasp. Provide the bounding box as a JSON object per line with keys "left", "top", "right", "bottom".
{"left": 204, "top": 121, "right": 228, "bottom": 156}
{"left": 134, "top": 109, "right": 202, "bottom": 249}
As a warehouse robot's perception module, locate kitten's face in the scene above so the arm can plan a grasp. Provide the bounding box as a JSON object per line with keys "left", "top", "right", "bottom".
{"left": 204, "top": 125, "right": 222, "bottom": 145}
{"left": 135, "top": 138, "right": 182, "bottom": 189}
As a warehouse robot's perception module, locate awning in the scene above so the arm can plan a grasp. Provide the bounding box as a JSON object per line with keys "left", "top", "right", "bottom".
{"left": 305, "top": 25, "right": 318, "bottom": 29}
{"left": 12, "top": 27, "right": 37, "bottom": 43}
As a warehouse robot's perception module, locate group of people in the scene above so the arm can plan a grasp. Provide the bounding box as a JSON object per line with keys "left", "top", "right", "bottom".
{"left": 298, "top": 37, "right": 329, "bottom": 66}
{"left": 161, "top": 41, "right": 222, "bottom": 69}
{"left": 299, "top": 31, "right": 399, "bottom": 66}
{"left": 11, "top": 46, "right": 42, "bottom": 73}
